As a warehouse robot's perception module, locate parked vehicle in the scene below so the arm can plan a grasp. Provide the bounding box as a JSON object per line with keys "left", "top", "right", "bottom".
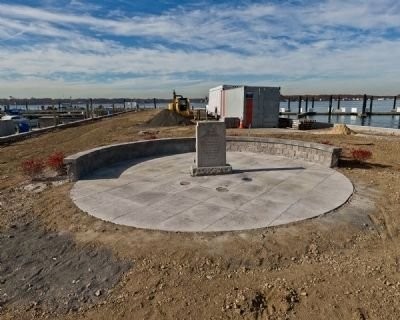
{"left": 168, "top": 90, "right": 193, "bottom": 118}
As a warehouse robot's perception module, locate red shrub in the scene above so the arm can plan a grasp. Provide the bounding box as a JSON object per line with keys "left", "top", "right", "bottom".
{"left": 21, "top": 158, "right": 45, "bottom": 178}
{"left": 320, "top": 140, "right": 332, "bottom": 145}
{"left": 351, "top": 149, "right": 372, "bottom": 162}
{"left": 47, "top": 151, "right": 65, "bottom": 173}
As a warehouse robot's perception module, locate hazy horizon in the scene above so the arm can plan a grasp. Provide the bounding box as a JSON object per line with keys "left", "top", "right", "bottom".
{"left": 1, "top": 93, "right": 399, "bottom": 101}
{"left": 1, "top": 1, "right": 399, "bottom": 98}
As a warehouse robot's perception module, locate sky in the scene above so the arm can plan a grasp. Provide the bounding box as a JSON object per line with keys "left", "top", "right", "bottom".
{"left": 0, "top": 0, "right": 399, "bottom": 98}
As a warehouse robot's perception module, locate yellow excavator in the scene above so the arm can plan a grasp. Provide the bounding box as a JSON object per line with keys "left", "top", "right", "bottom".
{"left": 168, "top": 90, "right": 193, "bottom": 117}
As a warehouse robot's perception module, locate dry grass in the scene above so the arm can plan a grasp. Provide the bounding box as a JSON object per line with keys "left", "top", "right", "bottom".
{"left": 0, "top": 110, "right": 195, "bottom": 189}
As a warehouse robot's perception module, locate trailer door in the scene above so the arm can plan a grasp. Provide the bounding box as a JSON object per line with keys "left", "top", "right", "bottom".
{"left": 244, "top": 92, "right": 253, "bottom": 127}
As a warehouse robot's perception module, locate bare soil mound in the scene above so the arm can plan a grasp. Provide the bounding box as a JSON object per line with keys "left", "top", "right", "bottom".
{"left": 330, "top": 124, "right": 355, "bottom": 135}
{"left": 147, "top": 109, "right": 193, "bottom": 127}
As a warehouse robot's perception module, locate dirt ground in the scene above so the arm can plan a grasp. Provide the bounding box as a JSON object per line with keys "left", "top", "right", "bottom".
{"left": 1, "top": 110, "right": 400, "bottom": 319}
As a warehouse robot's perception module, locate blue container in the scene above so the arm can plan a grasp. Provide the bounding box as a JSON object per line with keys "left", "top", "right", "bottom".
{"left": 18, "top": 122, "right": 30, "bottom": 133}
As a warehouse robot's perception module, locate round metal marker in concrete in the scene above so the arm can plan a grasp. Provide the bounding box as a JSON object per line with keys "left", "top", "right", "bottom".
{"left": 71, "top": 152, "right": 353, "bottom": 232}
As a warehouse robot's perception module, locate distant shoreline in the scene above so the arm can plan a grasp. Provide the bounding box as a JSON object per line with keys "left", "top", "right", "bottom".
{"left": 1, "top": 94, "right": 399, "bottom": 106}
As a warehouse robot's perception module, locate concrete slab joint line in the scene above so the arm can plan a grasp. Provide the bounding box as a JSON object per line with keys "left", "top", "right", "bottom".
{"left": 267, "top": 170, "right": 354, "bottom": 226}
{"left": 70, "top": 151, "right": 353, "bottom": 233}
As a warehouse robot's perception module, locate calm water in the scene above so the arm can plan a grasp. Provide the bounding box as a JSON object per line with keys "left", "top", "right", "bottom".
{"left": 303, "top": 114, "right": 400, "bottom": 129}
{"left": 2, "top": 99, "right": 399, "bottom": 129}
{"left": 280, "top": 99, "right": 399, "bottom": 129}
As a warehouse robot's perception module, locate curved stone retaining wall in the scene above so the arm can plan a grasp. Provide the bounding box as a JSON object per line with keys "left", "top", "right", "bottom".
{"left": 64, "top": 138, "right": 195, "bottom": 182}
{"left": 226, "top": 136, "right": 341, "bottom": 168}
{"left": 65, "top": 137, "right": 341, "bottom": 181}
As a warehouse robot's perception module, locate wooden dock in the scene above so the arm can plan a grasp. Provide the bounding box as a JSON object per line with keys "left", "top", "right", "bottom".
{"left": 280, "top": 111, "right": 400, "bottom": 117}
{"left": 281, "top": 94, "right": 399, "bottom": 118}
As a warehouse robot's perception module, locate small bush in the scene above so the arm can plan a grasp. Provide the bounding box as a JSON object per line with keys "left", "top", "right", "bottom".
{"left": 47, "top": 151, "right": 65, "bottom": 173}
{"left": 351, "top": 149, "right": 372, "bottom": 162}
{"left": 21, "top": 158, "right": 45, "bottom": 179}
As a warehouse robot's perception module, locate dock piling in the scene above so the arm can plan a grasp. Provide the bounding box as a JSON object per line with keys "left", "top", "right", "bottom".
{"left": 328, "top": 95, "right": 333, "bottom": 116}
{"left": 287, "top": 98, "right": 291, "bottom": 112}
{"left": 361, "top": 94, "right": 367, "bottom": 116}
{"left": 337, "top": 96, "right": 341, "bottom": 110}
{"left": 311, "top": 97, "right": 315, "bottom": 110}
{"left": 305, "top": 96, "right": 309, "bottom": 113}
{"left": 298, "top": 96, "right": 302, "bottom": 114}
{"left": 369, "top": 96, "right": 374, "bottom": 114}
{"left": 393, "top": 96, "right": 397, "bottom": 111}
{"left": 85, "top": 102, "right": 89, "bottom": 119}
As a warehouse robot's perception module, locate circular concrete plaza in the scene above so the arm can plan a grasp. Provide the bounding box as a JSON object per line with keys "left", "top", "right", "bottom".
{"left": 71, "top": 152, "right": 353, "bottom": 232}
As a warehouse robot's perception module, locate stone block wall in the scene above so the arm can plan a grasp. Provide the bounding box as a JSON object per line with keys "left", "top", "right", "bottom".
{"left": 65, "top": 136, "right": 341, "bottom": 182}
{"left": 226, "top": 137, "right": 341, "bottom": 168}
{"left": 64, "top": 138, "right": 195, "bottom": 181}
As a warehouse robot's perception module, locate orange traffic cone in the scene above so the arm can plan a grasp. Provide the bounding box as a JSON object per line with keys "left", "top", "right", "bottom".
{"left": 239, "top": 119, "right": 244, "bottom": 129}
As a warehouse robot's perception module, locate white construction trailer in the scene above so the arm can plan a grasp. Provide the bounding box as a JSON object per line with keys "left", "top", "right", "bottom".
{"left": 207, "top": 85, "right": 280, "bottom": 128}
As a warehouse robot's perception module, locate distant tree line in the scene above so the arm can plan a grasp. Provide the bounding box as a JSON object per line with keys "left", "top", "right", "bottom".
{"left": 1, "top": 95, "right": 399, "bottom": 105}
{"left": 0, "top": 97, "right": 206, "bottom": 106}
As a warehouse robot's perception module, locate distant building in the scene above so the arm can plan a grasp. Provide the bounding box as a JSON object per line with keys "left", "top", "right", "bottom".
{"left": 207, "top": 85, "right": 280, "bottom": 128}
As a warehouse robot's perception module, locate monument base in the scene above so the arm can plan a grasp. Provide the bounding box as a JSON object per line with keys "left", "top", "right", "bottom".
{"left": 190, "top": 165, "right": 232, "bottom": 177}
